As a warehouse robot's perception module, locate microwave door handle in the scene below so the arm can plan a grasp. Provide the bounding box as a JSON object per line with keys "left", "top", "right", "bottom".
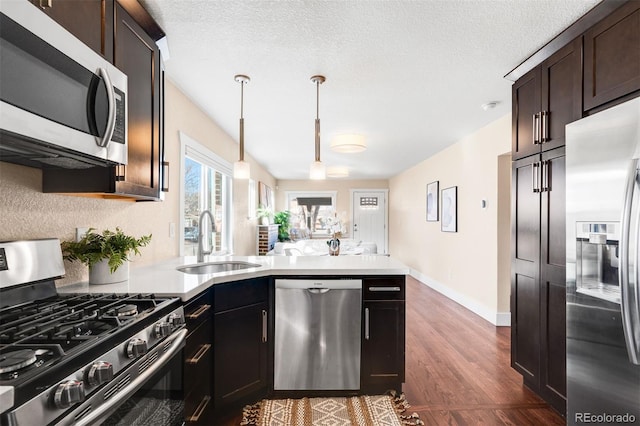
{"left": 75, "top": 328, "right": 187, "bottom": 426}
{"left": 96, "top": 67, "right": 117, "bottom": 148}
{"left": 619, "top": 160, "right": 640, "bottom": 365}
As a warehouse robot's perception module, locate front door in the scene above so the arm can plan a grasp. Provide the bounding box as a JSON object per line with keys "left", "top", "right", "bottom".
{"left": 352, "top": 190, "right": 387, "bottom": 254}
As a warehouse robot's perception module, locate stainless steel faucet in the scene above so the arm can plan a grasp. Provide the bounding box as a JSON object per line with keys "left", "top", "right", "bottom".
{"left": 197, "top": 210, "right": 216, "bottom": 262}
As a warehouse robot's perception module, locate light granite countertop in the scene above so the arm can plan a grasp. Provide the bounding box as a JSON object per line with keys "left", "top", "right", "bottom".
{"left": 57, "top": 255, "right": 410, "bottom": 301}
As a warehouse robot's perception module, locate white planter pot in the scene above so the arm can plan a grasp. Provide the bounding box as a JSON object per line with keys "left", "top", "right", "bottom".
{"left": 89, "top": 260, "right": 129, "bottom": 285}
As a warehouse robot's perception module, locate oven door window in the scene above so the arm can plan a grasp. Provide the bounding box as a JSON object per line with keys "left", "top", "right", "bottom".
{"left": 100, "top": 351, "right": 184, "bottom": 426}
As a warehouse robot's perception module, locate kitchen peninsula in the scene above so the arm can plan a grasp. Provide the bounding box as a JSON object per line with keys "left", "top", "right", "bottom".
{"left": 58, "top": 255, "right": 409, "bottom": 423}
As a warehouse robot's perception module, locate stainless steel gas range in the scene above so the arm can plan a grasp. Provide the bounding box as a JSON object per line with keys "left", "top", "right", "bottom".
{"left": 0, "top": 239, "right": 186, "bottom": 426}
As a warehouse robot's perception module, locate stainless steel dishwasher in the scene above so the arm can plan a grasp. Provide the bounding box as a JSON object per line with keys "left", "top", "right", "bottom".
{"left": 274, "top": 278, "right": 362, "bottom": 390}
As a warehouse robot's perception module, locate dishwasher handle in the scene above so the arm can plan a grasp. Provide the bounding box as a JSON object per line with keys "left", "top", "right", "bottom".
{"left": 307, "top": 288, "right": 331, "bottom": 294}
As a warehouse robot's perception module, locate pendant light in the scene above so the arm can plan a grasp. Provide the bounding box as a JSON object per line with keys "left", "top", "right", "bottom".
{"left": 233, "top": 74, "right": 250, "bottom": 179}
{"left": 309, "top": 75, "right": 326, "bottom": 180}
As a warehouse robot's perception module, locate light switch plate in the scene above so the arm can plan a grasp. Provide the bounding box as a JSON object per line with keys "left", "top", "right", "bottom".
{"left": 76, "top": 227, "right": 89, "bottom": 242}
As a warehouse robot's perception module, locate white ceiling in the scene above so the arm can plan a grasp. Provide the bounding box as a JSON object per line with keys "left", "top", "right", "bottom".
{"left": 140, "top": 0, "right": 601, "bottom": 180}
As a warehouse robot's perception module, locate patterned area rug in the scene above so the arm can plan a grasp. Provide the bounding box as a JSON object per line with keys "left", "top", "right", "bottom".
{"left": 241, "top": 392, "right": 423, "bottom": 426}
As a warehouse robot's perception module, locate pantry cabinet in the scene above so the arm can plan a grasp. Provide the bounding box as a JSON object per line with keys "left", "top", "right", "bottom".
{"left": 509, "top": 0, "right": 640, "bottom": 415}
{"left": 511, "top": 148, "right": 566, "bottom": 412}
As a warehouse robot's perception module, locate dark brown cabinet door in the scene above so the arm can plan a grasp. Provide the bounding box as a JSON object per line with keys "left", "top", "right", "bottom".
{"left": 539, "top": 148, "right": 566, "bottom": 413}
{"left": 29, "top": 0, "right": 113, "bottom": 61}
{"left": 513, "top": 38, "right": 581, "bottom": 162}
{"left": 511, "top": 155, "right": 541, "bottom": 383}
{"left": 361, "top": 300, "right": 405, "bottom": 392}
{"left": 213, "top": 301, "right": 269, "bottom": 411}
{"left": 511, "top": 148, "right": 566, "bottom": 409}
{"left": 114, "top": 3, "right": 162, "bottom": 199}
{"left": 540, "top": 40, "right": 582, "bottom": 153}
{"left": 512, "top": 68, "right": 541, "bottom": 160}
{"left": 184, "top": 291, "right": 213, "bottom": 424}
{"left": 584, "top": 1, "right": 640, "bottom": 111}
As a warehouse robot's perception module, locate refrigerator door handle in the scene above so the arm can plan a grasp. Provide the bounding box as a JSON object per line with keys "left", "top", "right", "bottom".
{"left": 619, "top": 159, "right": 640, "bottom": 365}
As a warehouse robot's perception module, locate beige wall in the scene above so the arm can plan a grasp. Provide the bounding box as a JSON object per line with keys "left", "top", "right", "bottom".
{"left": 0, "top": 79, "right": 275, "bottom": 284}
{"left": 165, "top": 79, "right": 276, "bottom": 256}
{"left": 388, "top": 114, "right": 511, "bottom": 325}
{"left": 274, "top": 179, "right": 388, "bottom": 238}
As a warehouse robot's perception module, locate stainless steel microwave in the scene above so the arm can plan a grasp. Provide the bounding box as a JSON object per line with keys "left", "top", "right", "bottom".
{"left": 0, "top": 0, "right": 127, "bottom": 169}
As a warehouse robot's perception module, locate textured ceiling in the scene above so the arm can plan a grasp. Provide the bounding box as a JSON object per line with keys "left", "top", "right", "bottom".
{"left": 140, "top": 0, "right": 601, "bottom": 180}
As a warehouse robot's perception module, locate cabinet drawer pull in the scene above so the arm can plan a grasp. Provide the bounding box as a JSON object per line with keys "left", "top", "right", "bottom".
{"left": 186, "top": 304, "right": 211, "bottom": 320}
{"left": 187, "top": 395, "right": 211, "bottom": 422}
{"left": 364, "top": 307, "right": 370, "bottom": 340}
{"left": 262, "top": 310, "right": 268, "bottom": 343}
{"left": 186, "top": 344, "right": 211, "bottom": 365}
{"left": 368, "top": 286, "right": 401, "bottom": 292}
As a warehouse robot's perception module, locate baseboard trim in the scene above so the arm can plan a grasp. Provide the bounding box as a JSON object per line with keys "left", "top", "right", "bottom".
{"left": 409, "top": 270, "right": 511, "bottom": 327}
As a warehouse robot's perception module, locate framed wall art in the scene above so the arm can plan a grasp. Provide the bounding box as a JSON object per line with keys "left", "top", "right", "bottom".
{"left": 258, "top": 181, "right": 274, "bottom": 211}
{"left": 441, "top": 186, "right": 457, "bottom": 232}
{"left": 426, "top": 181, "right": 439, "bottom": 222}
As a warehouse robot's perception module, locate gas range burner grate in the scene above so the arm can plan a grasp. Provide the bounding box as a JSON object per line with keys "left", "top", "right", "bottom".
{"left": 0, "top": 349, "right": 37, "bottom": 374}
{"left": 0, "top": 293, "right": 163, "bottom": 354}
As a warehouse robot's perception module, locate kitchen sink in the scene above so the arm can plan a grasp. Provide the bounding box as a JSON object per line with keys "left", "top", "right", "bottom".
{"left": 177, "top": 261, "right": 262, "bottom": 275}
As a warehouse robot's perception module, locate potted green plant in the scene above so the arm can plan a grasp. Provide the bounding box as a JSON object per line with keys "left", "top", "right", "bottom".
{"left": 61, "top": 227, "right": 152, "bottom": 284}
{"left": 256, "top": 204, "right": 273, "bottom": 225}
{"left": 273, "top": 210, "right": 291, "bottom": 242}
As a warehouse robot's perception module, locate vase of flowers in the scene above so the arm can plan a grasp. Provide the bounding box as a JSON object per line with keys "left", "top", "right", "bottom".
{"left": 326, "top": 215, "right": 344, "bottom": 256}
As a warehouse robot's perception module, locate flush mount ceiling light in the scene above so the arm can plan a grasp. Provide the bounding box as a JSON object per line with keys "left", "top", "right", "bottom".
{"left": 326, "top": 166, "right": 349, "bottom": 178}
{"left": 481, "top": 101, "right": 499, "bottom": 111}
{"left": 309, "top": 75, "right": 326, "bottom": 180}
{"left": 233, "top": 74, "right": 250, "bottom": 179}
{"left": 330, "top": 134, "right": 367, "bottom": 153}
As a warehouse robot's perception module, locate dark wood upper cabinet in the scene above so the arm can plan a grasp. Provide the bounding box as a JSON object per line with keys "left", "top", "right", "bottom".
{"left": 584, "top": 1, "right": 640, "bottom": 111}
{"left": 112, "top": 2, "right": 162, "bottom": 198}
{"left": 40, "top": 0, "right": 166, "bottom": 200}
{"left": 28, "top": 0, "right": 113, "bottom": 61}
{"left": 512, "top": 39, "right": 581, "bottom": 161}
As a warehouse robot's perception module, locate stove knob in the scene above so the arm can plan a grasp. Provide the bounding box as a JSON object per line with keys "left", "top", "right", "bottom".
{"left": 86, "top": 361, "right": 113, "bottom": 386}
{"left": 155, "top": 322, "right": 172, "bottom": 338}
{"left": 168, "top": 313, "right": 185, "bottom": 327}
{"left": 126, "top": 338, "right": 148, "bottom": 359}
{"left": 53, "top": 380, "right": 85, "bottom": 409}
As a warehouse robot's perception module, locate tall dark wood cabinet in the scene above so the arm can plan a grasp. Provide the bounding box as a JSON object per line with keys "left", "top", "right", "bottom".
{"left": 511, "top": 148, "right": 566, "bottom": 413}
{"left": 38, "top": 0, "right": 167, "bottom": 201}
{"left": 361, "top": 277, "right": 405, "bottom": 393}
{"left": 509, "top": 0, "right": 640, "bottom": 416}
{"left": 212, "top": 278, "right": 270, "bottom": 414}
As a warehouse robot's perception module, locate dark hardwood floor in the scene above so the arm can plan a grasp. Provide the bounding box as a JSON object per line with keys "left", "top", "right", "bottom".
{"left": 219, "top": 276, "right": 565, "bottom": 425}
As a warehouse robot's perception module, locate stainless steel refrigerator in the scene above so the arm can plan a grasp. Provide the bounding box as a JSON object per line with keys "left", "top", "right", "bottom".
{"left": 566, "top": 97, "right": 640, "bottom": 425}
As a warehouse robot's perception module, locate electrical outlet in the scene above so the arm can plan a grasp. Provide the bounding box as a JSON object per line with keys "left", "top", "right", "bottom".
{"left": 76, "top": 227, "right": 89, "bottom": 242}
{"left": 169, "top": 222, "right": 176, "bottom": 238}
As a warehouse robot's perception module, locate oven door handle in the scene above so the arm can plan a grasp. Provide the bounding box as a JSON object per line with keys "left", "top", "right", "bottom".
{"left": 75, "top": 328, "right": 187, "bottom": 426}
